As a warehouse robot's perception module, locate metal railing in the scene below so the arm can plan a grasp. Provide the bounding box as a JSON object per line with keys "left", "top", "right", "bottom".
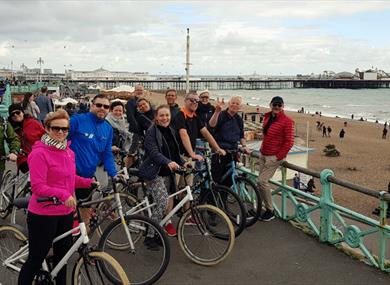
{"left": 240, "top": 153, "right": 390, "bottom": 273}
{"left": 10, "top": 82, "right": 45, "bottom": 94}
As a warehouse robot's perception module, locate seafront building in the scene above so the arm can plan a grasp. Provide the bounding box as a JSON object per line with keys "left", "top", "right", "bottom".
{"left": 65, "top": 68, "right": 155, "bottom": 81}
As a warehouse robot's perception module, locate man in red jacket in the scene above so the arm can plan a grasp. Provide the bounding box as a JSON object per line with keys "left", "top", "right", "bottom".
{"left": 259, "top": 96, "right": 294, "bottom": 221}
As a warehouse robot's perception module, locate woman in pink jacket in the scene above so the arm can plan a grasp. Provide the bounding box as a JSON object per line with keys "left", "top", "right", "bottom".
{"left": 18, "top": 110, "right": 94, "bottom": 285}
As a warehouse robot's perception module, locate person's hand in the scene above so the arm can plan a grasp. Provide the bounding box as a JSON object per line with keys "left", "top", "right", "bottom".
{"left": 65, "top": 196, "right": 77, "bottom": 208}
{"left": 183, "top": 161, "right": 192, "bottom": 169}
{"left": 215, "top": 98, "right": 225, "bottom": 113}
{"left": 112, "top": 146, "right": 120, "bottom": 153}
{"left": 7, "top": 153, "right": 17, "bottom": 162}
{"left": 167, "top": 161, "right": 180, "bottom": 171}
{"left": 216, "top": 148, "right": 226, "bottom": 156}
{"left": 191, "top": 153, "right": 204, "bottom": 161}
{"left": 241, "top": 147, "right": 252, "bottom": 155}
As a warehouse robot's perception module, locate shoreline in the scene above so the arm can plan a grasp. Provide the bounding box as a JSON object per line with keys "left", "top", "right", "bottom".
{"left": 149, "top": 91, "right": 389, "bottom": 218}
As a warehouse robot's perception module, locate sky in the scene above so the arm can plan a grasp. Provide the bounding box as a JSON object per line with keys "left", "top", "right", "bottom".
{"left": 1, "top": 0, "right": 390, "bottom": 75}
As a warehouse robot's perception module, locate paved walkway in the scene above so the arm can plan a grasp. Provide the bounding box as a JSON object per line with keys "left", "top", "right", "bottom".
{"left": 154, "top": 218, "right": 390, "bottom": 285}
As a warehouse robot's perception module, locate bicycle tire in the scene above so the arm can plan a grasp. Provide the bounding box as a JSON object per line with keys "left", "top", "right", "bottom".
{"left": 0, "top": 171, "right": 14, "bottom": 219}
{"left": 0, "top": 225, "right": 28, "bottom": 284}
{"left": 72, "top": 250, "right": 130, "bottom": 285}
{"left": 199, "top": 184, "right": 246, "bottom": 237}
{"left": 98, "top": 214, "right": 170, "bottom": 285}
{"left": 177, "top": 204, "right": 235, "bottom": 266}
{"left": 234, "top": 176, "right": 261, "bottom": 227}
{"left": 95, "top": 192, "right": 138, "bottom": 243}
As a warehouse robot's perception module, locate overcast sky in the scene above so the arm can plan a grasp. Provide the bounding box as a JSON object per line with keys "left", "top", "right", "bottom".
{"left": 1, "top": 1, "right": 390, "bottom": 75}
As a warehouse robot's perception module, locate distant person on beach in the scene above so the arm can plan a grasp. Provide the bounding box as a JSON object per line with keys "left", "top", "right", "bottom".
{"left": 196, "top": 89, "right": 215, "bottom": 128}
{"left": 322, "top": 125, "right": 327, "bottom": 137}
{"left": 327, "top": 126, "right": 332, "bottom": 137}
{"left": 293, "top": 173, "right": 300, "bottom": 190}
{"left": 359, "top": 117, "right": 364, "bottom": 121}
{"left": 351, "top": 114, "right": 354, "bottom": 120}
{"left": 165, "top": 88, "right": 180, "bottom": 118}
{"left": 339, "top": 129, "right": 345, "bottom": 142}
{"left": 306, "top": 178, "right": 316, "bottom": 193}
{"left": 35, "top": 86, "right": 53, "bottom": 124}
{"left": 382, "top": 127, "right": 388, "bottom": 139}
{"left": 258, "top": 96, "right": 294, "bottom": 222}
{"left": 344, "top": 121, "right": 347, "bottom": 127}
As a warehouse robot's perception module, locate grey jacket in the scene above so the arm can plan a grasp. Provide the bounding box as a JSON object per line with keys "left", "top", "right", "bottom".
{"left": 35, "top": 94, "right": 53, "bottom": 122}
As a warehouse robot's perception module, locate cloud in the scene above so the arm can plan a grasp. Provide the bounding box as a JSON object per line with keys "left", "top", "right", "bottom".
{"left": 0, "top": 1, "right": 390, "bottom": 74}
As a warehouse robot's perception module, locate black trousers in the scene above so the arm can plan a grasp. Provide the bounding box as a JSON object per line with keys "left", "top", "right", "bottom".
{"left": 18, "top": 212, "right": 73, "bottom": 285}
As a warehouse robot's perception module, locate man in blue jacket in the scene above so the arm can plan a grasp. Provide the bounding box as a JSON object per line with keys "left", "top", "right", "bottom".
{"left": 69, "top": 94, "right": 117, "bottom": 223}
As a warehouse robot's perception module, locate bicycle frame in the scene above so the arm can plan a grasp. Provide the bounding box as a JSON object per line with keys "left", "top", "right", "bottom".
{"left": 125, "top": 186, "right": 193, "bottom": 227}
{"left": 3, "top": 220, "right": 89, "bottom": 281}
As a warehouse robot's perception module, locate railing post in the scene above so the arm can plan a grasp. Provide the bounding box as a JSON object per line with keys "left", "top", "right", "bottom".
{"left": 319, "top": 169, "right": 334, "bottom": 242}
{"left": 378, "top": 191, "right": 388, "bottom": 270}
{"left": 280, "top": 166, "right": 288, "bottom": 220}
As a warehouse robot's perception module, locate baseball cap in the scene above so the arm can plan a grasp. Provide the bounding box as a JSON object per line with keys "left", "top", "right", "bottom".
{"left": 270, "top": 96, "right": 284, "bottom": 104}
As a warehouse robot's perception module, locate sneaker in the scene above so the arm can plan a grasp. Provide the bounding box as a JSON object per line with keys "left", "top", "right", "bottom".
{"left": 72, "top": 219, "right": 81, "bottom": 236}
{"left": 184, "top": 216, "right": 197, "bottom": 226}
{"left": 260, "top": 209, "right": 275, "bottom": 222}
{"left": 164, "top": 223, "right": 177, "bottom": 237}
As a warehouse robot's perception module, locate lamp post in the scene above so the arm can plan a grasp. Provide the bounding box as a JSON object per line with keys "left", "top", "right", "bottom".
{"left": 37, "top": 57, "right": 44, "bottom": 82}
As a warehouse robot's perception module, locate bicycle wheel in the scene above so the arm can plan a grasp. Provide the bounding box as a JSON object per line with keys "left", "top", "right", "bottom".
{"left": 72, "top": 251, "right": 129, "bottom": 285}
{"left": 234, "top": 176, "right": 261, "bottom": 227}
{"left": 98, "top": 214, "right": 170, "bottom": 285}
{"left": 178, "top": 204, "right": 235, "bottom": 266}
{"left": 0, "top": 225, "right": 28, "bottom": 284}
{"left": 96, "top": 192, "right": 138, "bottom": 240}
{"left": 0, "top": 171, "right": 14, "bottom": 219}
{"left": 199, "top": 184, "right": 246, "bottom": 237}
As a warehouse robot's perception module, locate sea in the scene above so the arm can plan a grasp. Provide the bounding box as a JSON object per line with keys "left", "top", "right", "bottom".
{"left": 211, "top": 89, "right": 390, "bottom": 123}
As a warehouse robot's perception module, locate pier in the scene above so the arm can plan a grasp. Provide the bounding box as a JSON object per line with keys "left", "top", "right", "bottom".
{"left": 24, "top": 78, "right": 390, "bottom": 90}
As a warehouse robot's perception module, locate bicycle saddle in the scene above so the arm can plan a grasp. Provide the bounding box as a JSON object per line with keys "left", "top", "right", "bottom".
{"left": 13, "top": 196, "right": 30, "bottom": 209}
{"left": 128, "top": 168, "right": 140, "bottom": 177}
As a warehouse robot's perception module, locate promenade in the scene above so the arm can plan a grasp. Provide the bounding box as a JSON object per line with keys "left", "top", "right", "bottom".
{"left": 153, "top": 218, "right": 390, "bottom": 284}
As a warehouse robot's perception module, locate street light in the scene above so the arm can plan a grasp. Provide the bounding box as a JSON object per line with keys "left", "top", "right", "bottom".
{"left": 37, "top": 57, "right": 44, "bottom": 82}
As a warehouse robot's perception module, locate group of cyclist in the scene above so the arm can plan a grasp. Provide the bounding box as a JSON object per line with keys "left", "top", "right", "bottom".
{"left": 0, "top": 83, "right": 294, "bottom": 284}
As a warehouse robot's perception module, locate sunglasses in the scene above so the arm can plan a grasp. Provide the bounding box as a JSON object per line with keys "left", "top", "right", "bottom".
{"left": 11, "top": 110, "right": 22, "bottom": 117}
{"left": 188, "top": 98, "right": 199, "bottom": 104}
{"left": 200, "top": 96, "right": 209, "bottom": 99}
{"left": 50, "top": 126, "right": 69, "bottom": 133}
{"left": 94, "top": 103, "right": 110, "bottom": 110}
{"left": 272, "top": 103, "right": 282, "bottom": 107}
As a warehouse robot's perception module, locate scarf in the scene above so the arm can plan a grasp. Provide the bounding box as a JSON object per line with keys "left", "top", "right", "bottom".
{"left": 106, "top": 113, "right": 131, "bottom": 137}
{"left": 41, "top": 133, "right": 67, "bottom": 150}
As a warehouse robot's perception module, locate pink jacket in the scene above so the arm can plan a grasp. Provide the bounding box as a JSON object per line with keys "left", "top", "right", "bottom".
{"left": 27, "top": 140, "right": 93, "bottom": 216}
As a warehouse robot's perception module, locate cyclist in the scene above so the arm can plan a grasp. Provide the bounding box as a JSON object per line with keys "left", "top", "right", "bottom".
{"left": 139, "top": 105, "right": 184, "bottom": 243}
{"left": 18, "top": 110, "right": 94, "bottom": 285}
{"left": 8, "top": 103, "right": 45, "bottom": 173}
{"left": 106, "top": 100, "right": 132, "bottom": 154}
{"left": 0, "top": 115, "right": 19, "bottom": 184}
{"left": 68, "top": 94, "right": 117, "bottom": 224}
{"left": 209, "top": 96, "right": 250, "bottom": 187}
{"left": 135, "top": 98, "right": 155, "bottom": 137}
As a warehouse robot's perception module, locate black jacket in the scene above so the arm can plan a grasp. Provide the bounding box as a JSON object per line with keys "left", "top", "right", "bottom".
{"left": 139, "top": 124, "right": 183, "bottom": 180}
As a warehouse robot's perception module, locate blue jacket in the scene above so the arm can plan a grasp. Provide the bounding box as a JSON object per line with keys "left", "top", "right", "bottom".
{"left": 68, "top": 112, "right": 117, "bottom": 178}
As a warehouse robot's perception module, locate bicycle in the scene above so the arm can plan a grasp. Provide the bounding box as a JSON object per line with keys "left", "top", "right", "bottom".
{"left": 121, "top": 168, "right": 235, "bottom": 266}
{"left": 0, "top": 196, "right": 130, "bottom": 285}
{"left": 0, "top": 157, "right": 31, "bottom": 225}
{"left": 81, "top": 178, "right": 170, "bottom": 285}
{"left": 190, "top": 146, "right": 247, "bottom": 237}
{"left": 220, "top": 149, "right": 262, "bottom": 227}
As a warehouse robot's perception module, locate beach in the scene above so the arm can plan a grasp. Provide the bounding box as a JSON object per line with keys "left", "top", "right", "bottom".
{"left": 148, "top": 91, "right": 389, "bottom": 218}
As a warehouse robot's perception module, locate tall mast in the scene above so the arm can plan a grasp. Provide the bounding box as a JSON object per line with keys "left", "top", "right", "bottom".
{"left": 185, "top": 28, "right": 190, "bottom": 94}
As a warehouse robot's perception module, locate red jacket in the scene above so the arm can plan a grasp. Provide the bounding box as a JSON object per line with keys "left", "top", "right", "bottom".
{"left": 16, "top": 117, "right": 45, "bottom": 169}
{"left": 260, "top": 111, "right": 294, "bottom": 160}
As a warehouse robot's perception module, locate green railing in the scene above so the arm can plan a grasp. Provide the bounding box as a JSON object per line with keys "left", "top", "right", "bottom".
{"left": 240, "top": 156, "right": 390, "bottom": 272}
{"left": 10, "top": 82, "right": 45, "bottom": 94}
